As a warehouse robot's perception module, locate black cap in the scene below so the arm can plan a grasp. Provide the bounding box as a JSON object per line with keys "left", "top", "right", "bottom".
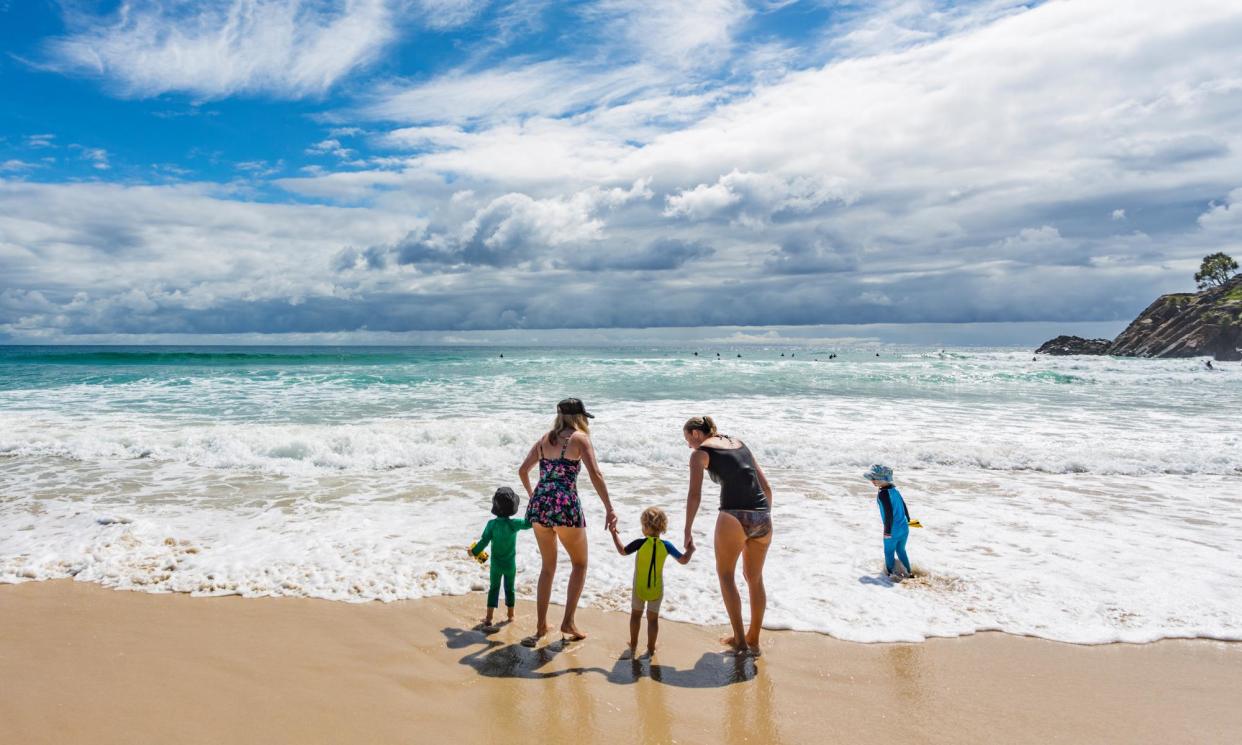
{"left": 557, "top": 398, "right": 594, "bottom": 419}
{"left": 492, "top": 486, "right": 520, "bottom": 517}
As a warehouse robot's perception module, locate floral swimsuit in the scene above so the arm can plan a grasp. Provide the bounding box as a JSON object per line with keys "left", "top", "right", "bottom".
{"left": 525, "top": 435, "right": 586, "bottom": 528}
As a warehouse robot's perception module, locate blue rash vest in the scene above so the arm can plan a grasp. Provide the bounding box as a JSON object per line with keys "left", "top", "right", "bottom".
{"left": 876, "top": 486, "right": 911, "bottom": 537}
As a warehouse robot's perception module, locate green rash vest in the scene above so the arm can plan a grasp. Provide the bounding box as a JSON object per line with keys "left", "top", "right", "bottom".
{"left": 472, "top": 517, "right": 531, "bottom": 568}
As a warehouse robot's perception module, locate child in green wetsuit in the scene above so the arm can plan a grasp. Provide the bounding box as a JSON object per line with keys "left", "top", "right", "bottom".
{"left": 609, "top": 507, "right": 694, "bottom": 657}
{"left": 470, "top": 487, "right": 531, "bottom": 630}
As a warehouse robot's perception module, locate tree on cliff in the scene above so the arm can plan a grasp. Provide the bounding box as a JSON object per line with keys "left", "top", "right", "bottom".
{"left": 1195, "top": 252, "right": 1238, "bottom": 289}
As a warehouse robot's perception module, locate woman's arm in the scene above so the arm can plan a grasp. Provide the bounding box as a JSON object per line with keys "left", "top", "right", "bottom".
{"left": 684, "top": 449, "right": 708, "bottom": 550}
{"left": 517, "top": 441, "right": 540, "bottom": 499}
{"left": 754, "top": 456, "right": 774, "bottom": 505}
{"left": 577, "top": 433, "right": 617, "bottom": 531}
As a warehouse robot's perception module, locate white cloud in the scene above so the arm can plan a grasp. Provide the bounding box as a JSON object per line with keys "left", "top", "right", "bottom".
{"left": 1198, "top": 188, "right": 1242, "bottom": 233}
{"left": 584, "top": 0, "right": 752, "bottom": 69}
{"left": 416, "top": 0, "right": 491, "bottom": 30}
{"left": 663, "top": 180, "right": 740, "bottom": 220}
{"left": 0, "top": 160, "right": 36, "bottom": 172}
{"left": 1112, "top": 209, "right": 1126, "bottom": 221}
{"left": 363, "top": 59, "right": 667, "bottom": 125}
{"left": 306, "top": 138, "right": 355, "bottom": 158}
{"left": 43, "top": 0, "right": 399, "bottom": 99}
{"left": 71, "top": 146, "right": 111, "bottom": 170}
{"left": 9, "top": 0, "right": 1242, "bottom": 340}
{"left": 664, "top": 170, "right": 853, "bottom": 225}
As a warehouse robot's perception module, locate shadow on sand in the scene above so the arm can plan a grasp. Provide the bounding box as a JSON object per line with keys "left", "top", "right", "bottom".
{"left": 442, "top": 627, "right": 757, "bottom": 688}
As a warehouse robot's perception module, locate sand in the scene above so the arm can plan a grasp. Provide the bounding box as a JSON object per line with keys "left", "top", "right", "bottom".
{"left": 1, "top": 581, "right": 1239, "bottom": 745}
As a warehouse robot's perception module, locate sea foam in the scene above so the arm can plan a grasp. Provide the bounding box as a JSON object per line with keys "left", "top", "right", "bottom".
{"left": 1, "top": 346, "right": 1239, "bottom": 643}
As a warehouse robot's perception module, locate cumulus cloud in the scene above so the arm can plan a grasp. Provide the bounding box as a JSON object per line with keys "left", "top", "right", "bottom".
{"left": 1198, "top": 188, "right": 1242, "bottom": 234}
{"left": 664, "top": 170, "right": 852, "bottom": 225}
{"left": 335, "top": 179, "right": 654, "bottom": 271}
{"left": 42, "top": 0, "right": 399, "bottom": 99}
{"left": 7, "top": 0, "right": 1242, "bottom": 341}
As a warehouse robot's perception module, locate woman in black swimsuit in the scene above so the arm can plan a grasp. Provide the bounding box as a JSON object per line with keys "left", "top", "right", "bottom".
{"left": 682, "top": 415, "right": 773, "bottom": 655}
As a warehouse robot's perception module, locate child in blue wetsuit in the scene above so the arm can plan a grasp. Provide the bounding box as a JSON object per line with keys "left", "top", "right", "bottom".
{"left": 865, "top": 464, "right": 915, "bottom": 579}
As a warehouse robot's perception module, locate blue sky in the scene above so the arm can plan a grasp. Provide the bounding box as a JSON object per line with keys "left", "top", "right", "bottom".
{"left": 2, "top": 0, "right": 1241, "bottom": 343}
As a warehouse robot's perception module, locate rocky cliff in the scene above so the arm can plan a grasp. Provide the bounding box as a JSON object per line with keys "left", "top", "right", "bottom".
{"left": 1037, "top": 275, "right": 1242, "bottom": 360}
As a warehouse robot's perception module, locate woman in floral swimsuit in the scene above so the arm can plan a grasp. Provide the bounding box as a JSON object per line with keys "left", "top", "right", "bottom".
{"left": 517, "top": 398, "right": 617, "bottom": 647}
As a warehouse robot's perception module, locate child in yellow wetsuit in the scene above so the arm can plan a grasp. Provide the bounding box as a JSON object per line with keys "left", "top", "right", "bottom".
{"left": 470, "top": 487, "right": 531, "bottom": 630}
{"left": 609, "top": 507, "right": 693, "bottom": 657}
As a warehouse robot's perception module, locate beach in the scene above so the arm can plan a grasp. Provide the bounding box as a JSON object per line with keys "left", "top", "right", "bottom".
{"left": 3, "top": 345, "right": 1241, "bottom": 743}
{"left": 2, "top": 580, "right": 1239, "bottom": 745}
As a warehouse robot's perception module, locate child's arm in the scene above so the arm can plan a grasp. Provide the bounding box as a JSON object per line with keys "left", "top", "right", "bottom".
{"left": 513, "top": 517, "right": 532, "bottom": 531}
{"left": 664, "top": 540, "right": 694, "bottom": 565}
{"left": 609, "top": 525, "right": 626, "bottom": 555}
{"left": 877, "top": 490, "right": 895, "bottom": 538}
{"left": 471, "top": 521, "right": 493, "bottom": 557}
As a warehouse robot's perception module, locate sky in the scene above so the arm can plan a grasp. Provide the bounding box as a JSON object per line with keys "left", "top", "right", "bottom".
{"left": 1, "top": 0, "right": 1241, "bottom": 344}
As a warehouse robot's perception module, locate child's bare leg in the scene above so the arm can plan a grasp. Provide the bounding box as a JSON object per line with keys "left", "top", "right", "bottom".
{"left": 645, "top": 611, "right": 659, "bottom": 655}
{"left": 506, "top": 606, "right": 515, "bottom": 622}
{"left": 628, "top": 610, "right": 642, "bottom": 654}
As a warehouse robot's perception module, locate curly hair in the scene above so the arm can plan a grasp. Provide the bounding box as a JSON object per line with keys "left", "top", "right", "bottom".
{"left": 640, "top": 506, "right": 668, "bottom": 536}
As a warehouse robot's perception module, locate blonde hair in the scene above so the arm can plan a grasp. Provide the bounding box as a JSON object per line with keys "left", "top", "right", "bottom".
{"left": 682, "top": 415, "right": 718, "bottom": 437}
{"left": 548, "top": 412, "right": 590, "bottom": 446}
{"left": 641, "top": 507, "right": 668, "bottom": 536}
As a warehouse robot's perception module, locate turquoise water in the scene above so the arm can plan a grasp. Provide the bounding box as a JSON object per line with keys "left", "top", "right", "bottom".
{"left": 1, "top": 344, "right": 1239, "bottom": 643}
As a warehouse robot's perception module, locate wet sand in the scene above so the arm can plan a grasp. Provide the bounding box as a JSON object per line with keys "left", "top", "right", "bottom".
{"left": 1, "top": 580, "right": 1238, "bottom": 745}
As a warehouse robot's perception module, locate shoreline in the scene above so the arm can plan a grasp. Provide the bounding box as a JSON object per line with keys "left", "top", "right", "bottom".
{"left": 3, "top": 581, "right": 1239, "bottom": 745}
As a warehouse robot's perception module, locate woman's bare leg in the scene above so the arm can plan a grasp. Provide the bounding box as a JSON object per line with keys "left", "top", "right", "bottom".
{"left": 529, "top": 524, "right": 557, "bottom": 642}
{"left": 555, "top": 526, "right": 589, "bottom": 639}
{"left": 714, "top": 513, "right": 748, "bottom": 653}
{"left": 741, "top": 532, "right": 772, "bottom": 652}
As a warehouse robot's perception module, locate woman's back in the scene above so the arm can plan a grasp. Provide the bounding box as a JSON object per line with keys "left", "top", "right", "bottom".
{"left": 699, "top": 437, "right": 768, "bottom": 511}
{"left": 540, "top": 430, "right": 584, "bottom": 463}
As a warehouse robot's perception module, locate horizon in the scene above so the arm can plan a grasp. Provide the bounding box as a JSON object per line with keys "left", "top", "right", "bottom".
{"left": 3, "top": 1, "right": 1241, "bottom": 343}
{"left": 0, "top": 320, "right": 1126, "bottom": 348}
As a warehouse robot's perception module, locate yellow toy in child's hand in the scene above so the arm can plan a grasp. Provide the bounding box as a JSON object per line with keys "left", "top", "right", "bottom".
{"left": 469, "top": 542, "right": 488, "bottom": 564}
{"left": 907, "top": 519, "right": 923, "bottom": 528}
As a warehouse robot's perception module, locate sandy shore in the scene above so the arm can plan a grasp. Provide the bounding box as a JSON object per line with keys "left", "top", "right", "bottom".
{"left": 1, "top": 581, "right": 1238, "bottom": 745}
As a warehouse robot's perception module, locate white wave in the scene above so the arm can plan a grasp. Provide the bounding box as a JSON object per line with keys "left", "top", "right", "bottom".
{"left": 2, "top": 466, "right": 1239, "bottom": 645}
{"left": 2, "top": 348, "right": 1240, "bottom": 643}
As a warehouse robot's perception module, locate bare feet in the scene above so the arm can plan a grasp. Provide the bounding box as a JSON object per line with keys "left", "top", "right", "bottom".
{"left": 520, "top": 625, "right": 549, "bottom": 647}
{"left": 643, "top": 647, "right": 656, "bottom": 658}
{"left": 560, "top": 623, "right": 587, "bottom": 642}
{"left": 620, "top": 646, "right": 636, "bottom": 660}
{"left": 719, "top": 635, "right": 754, "bottom": 655}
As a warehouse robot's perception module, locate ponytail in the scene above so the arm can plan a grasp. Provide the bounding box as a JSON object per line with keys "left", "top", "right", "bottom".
{"left": 682, "top": 415, "right": 718, "bottom": 437}
{"left": 548, "top": 412, "right": 590, "bottom": 445}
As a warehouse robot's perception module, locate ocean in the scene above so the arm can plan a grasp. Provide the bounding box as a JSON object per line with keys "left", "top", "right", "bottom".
{"left": 1, "top": 344, "right": 1238, "bottom": 644}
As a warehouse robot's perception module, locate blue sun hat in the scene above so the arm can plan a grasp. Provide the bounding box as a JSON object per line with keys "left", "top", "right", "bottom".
{"left": 863, "top": 464, "right": 894, "bottom": 483}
